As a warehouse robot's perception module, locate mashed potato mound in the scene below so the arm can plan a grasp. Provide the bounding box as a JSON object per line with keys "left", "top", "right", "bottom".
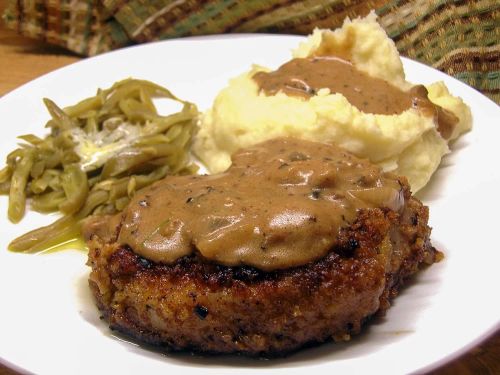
{"left": 193, "top": 12, "right": 471, "bottom": 192}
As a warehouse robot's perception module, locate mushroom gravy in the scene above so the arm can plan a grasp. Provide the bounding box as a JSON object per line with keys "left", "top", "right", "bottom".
{"left": 92, "top": 138, "right": 406, "bottom": 271}
{"left": 253, "top": 57, "right": 457, "bottom": 139}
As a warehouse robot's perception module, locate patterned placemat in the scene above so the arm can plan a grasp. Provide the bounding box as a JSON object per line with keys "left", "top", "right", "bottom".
{"left": 3, "top": 0, "right": 499, "bottom": 103}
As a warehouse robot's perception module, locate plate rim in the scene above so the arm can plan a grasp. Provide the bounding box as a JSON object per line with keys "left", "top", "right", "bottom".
{"left": 0, "top": 33, "right": 499, "bottom": 375}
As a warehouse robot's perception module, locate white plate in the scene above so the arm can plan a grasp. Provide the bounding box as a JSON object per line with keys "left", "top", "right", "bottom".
{"left": 0, "top": 35, "right": 499, "bottom": 375}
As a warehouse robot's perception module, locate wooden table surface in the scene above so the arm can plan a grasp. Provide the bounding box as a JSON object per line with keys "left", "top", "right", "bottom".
{"left": 0, "top": 2, "right": 499, "bottom": 374}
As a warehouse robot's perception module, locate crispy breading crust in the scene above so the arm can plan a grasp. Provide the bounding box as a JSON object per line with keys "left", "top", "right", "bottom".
{"left": 86, "top": 180, "right": 440, "bottom": 356}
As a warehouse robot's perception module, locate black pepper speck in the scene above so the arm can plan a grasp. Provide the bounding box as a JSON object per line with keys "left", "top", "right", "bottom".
{"left": 194, "top": 305, "right": 209, "bottom": 320}
{"left": 310, "top": 188, "right": 321, "bottom": 200}
{"left": 138, "top": 257, "right": 152, "bottom": 269}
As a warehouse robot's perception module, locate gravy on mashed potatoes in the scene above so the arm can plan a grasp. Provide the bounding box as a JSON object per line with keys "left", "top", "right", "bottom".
{"left": 193, "top": 11, "right": 472, "bottom": 192}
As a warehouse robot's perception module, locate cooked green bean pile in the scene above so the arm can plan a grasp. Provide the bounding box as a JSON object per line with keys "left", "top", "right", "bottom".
{"left": 0, "top": 78, "right": 199, "bottom": 252}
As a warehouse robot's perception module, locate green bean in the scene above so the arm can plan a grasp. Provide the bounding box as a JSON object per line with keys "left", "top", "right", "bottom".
{"left": 8, "top": 150, "right": 35, "bottom": 223}
{"left": 171, "top": 124, "right": 193, "bottom": 148}
{"left": 127, "top": 177, "right": 137, "bottom": 198}
{"left": 140, "top": 157, "right": 169, "bottom": 169}
{"left": 53, "top": 131, "right": 75, "bottom": 150}
{"left": 48, "top": 175, "right": 62, "bottom": 192}
{"left": 142, "top": 111, "right": 195, "bottom": 135}
{"left": 78, "top": 110, "right": 98, "bottom": 120}
{"left": 78, "top": 190, "right": 109, "bottom": 217}
{"left": 139, "top": 88, "right": 157, "bottom": 114}
{"left": 105, "top": 164, "right": 171, "bottom": 201}
{"left": 8, "top": 215, "right": 81, "bottom": 253}
{"left": 3, "top": 78, "right": 199, "bottom": 252}
{"left": 0, "top": 166, "right": 12, "bottom": 183}
{"left": 31, "top": 191, "right": 65, "bottom": 213}
{"left": 87, "top": 175, "right": 102, "bottom": 188}
{"left": 63, "top": 95, "right": 103, "bottom": 117}
{"left": 103, "top": 79, "right": 182, "bottom": 110}
{"left": 100, "top": 146, "right": 159, "bottom": 178}
{"left": 30, "top": 160, "right": 45, "bottom": 179}
{"left": 133, "top": 164, "right": 171, "bottom": 188}
{"left": 151, "top": 143, "right": 181, "bottom": 158}
{"left": 85, "top": 116, "right": 98, "bottom": 134}
{"left": 101, "top": 116, "right": 126, "bottom": 131}
{"left": 30, "top": 169, "right": 60, "bottom": 194}
{"left": 59, "top": 165, "right": 89, "bottom": 215}
{"left": 108, "top": 179, "right": 129, "bottom": 201}
{"left": 42, "top": 149, "right": 63, "bottom": 169}
{"left": 6, "top": 148, "right": 24, "bottom": 165}
{"left": 0, "top": 181, "right": 10, "bottom": 194}
{"left": 118, "top": 98, "right": 157, "bottom": 122}
{"left": 134, "top": 134, "right": 171, "bottom": 146}
{"left": 164, "top": 153, "right": 182, "bottom": 172}
{"left": 43, "top": 98, "right": 76, "bottom": 131}
{"left": 18, "top": 134, "right": 43, "bottom": 145}
{"left": 92, "top": 204, "right": 116, "bottom": 216}
{"left": 114, "top": 196, "right": 130, "bottom": 211}
{"left": 140, "top": 80, "right": 183, "bottom": 101}
{"left": 164, "top": 124, "right": 183, "bottom": 142}
{"left": 61, "top": 149, "right": 80, "bottom": 164}
{"left": 180, "top": 164, "right": 199, "bottom": 176}
{"left": 101, "top": 82, "right": 142, "bottom": 112}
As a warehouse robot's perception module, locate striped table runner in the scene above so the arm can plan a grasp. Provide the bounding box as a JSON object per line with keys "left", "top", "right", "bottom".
{"left": 3, "top": 0, "right": 499, "bottom": 103}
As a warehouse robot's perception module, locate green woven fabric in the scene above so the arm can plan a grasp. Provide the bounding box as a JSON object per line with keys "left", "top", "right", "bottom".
{"left": 3, "top": 0, "right": 499, "bottom": 103}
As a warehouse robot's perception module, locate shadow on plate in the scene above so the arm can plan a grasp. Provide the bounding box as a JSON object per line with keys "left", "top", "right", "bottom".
{"left": 416, "top": 135, "right": 471, "bottom": 202}
{"left": 74, "top": 258, "right": 445, "bottom": 368}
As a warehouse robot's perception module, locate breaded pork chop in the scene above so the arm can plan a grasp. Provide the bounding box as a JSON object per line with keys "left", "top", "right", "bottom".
{"left": 85, "top": 138, "right": 441, "bottom": 356}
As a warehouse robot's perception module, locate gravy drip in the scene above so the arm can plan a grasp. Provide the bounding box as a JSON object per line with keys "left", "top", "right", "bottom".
{"left": 115, "top": 138, "right": 404, "bottom": 271}
{"left": 253, "top": 57, "right": 457, "bottom": 137}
